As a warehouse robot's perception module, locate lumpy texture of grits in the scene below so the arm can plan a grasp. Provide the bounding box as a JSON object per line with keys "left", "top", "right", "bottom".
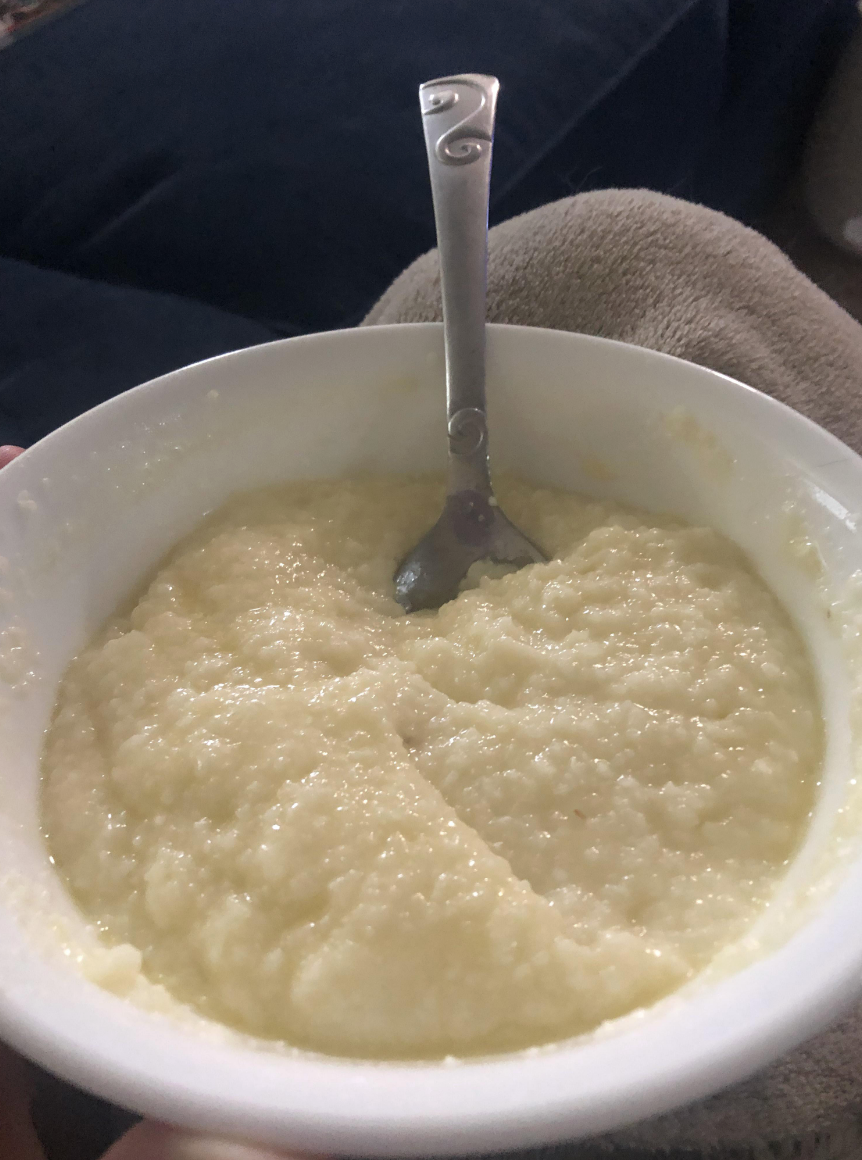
{"left": 42, "top": 477, "right": 820, "bottom": 1058}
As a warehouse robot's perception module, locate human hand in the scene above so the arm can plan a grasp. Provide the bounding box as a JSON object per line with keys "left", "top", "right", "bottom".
{"left": 1, "top": 442, "right": 307, "bottom": 1158}
{"left": 0, "top": 445, "right": 24, "bottom": 467}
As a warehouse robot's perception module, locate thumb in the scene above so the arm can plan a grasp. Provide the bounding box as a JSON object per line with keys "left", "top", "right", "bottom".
{"left": 102, "top": 1121, "right": 319, "bottom": 1160}
{"left": 0, "top": 445, "right": 24, "bottom": 468}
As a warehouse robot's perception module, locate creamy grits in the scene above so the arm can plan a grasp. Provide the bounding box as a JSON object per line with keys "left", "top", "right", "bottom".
{"left": 42, "top": 476, "right": 820, "bottom": 1059}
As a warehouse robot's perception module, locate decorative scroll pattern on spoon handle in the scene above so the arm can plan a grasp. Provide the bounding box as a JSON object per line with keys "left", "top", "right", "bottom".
{"left": 420, "top": 78, "right": 492, "bottom": 166}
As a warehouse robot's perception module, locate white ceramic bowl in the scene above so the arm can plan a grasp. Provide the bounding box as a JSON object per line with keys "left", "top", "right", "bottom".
{"left": 2, "top": 323, "right": 862, "bottom": 1156}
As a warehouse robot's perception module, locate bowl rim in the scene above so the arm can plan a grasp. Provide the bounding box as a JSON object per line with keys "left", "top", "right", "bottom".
{"left": 2, "top": 322, "right": 862, "bottom": 1156}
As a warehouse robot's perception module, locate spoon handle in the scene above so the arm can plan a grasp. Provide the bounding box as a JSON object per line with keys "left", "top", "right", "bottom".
{"left": 420, "top": 74, "right": 499, "bottom": 498}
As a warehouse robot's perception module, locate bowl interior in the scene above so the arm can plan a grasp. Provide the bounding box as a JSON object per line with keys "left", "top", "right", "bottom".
{"left": 2, "top": 323, "right": 862, "bottom": 1155}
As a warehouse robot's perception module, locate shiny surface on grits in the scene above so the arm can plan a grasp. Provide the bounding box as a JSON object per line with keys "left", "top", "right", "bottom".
{"left": 42, "top": 477, "right": 820, "bottom": 1059}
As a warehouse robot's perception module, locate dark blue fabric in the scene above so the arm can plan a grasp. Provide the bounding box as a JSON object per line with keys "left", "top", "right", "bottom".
{"left": 0, "top": 0, "right": 856, "bottom": 335}
{"left": 0, "top": 257, "right": 274, "bottom": 447}
{"left": 0, "top": 0, "right": 857, "bottom": 444}
{"left": 493, "top": 0, "right": 858, "bottom": 221}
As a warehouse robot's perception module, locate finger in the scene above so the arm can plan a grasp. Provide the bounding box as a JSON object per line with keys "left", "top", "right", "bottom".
{"left": 102, "top": 1120, "right": 320, "bottom": 1160}
{"left": 0, "top": 445, "right": 25, "bottom": 468}
{"left": 0, "top": 1044, "right": 47, "bottom": 1160}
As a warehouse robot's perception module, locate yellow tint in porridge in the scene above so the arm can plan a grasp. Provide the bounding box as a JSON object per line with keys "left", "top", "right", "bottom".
{"left": 42, "top": 477, "right": 820, "bottom": 1059}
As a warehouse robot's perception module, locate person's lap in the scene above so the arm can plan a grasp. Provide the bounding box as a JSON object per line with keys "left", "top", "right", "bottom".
{"left": 0, "top": 0, "right": 856, "bottom": 443}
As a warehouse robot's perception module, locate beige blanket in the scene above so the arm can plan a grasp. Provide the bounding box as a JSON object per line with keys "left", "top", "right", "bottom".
{"left": 364, "top": 189, "right": 862, "bottom": 1160}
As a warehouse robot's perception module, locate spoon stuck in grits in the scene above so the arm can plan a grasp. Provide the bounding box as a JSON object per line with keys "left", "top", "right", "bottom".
{"left": 394, "top": 74, "right": 546, "bottom": 613}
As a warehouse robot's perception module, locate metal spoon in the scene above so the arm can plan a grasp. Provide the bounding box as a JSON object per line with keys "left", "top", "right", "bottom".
{"left": 393, "top": 73, "right": 546, "bottom": 613}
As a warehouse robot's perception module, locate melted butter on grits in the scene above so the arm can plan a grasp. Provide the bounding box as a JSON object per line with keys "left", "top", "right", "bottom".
{"left": 42, "top": 476, "right": 820, "bottom": 1059}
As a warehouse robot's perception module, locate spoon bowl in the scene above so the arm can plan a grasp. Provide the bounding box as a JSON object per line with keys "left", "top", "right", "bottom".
{"left": 393, "top": 486, "right": 545, "bottom": 611}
